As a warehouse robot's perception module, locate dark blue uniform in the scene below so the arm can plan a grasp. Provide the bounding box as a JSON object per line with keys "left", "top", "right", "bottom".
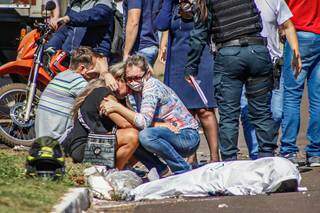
{"left": 155, "top": 0, "right": 216, "bottom": 109}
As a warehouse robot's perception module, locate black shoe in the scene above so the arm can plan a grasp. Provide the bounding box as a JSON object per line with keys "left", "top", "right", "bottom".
{"left": 307, "top": 156, "right": 320, "bottom": 167}
{"left": 281, "top": 153, "right": 299, "bottom": 167}
{"left": 258, "top": 152, "right": 274, "bottom": 159}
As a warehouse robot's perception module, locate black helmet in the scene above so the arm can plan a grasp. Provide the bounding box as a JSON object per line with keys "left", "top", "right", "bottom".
{"left": 26, "top": 136, "right": 65, "bottom": 180}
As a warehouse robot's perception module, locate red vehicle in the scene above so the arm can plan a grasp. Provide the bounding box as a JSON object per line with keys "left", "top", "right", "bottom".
{"left": 0, "top": 3, "right": 68, "bottom": 147}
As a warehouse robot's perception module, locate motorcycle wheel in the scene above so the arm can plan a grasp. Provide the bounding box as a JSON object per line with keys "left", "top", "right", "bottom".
{"left": 0, "top": 83, "right": 41, "bottom": 147}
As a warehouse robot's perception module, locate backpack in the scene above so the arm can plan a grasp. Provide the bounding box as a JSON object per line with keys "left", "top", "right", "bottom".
{"left": 26, "top": 136, "right": 65, "bottom": 179}
{"left": 110, "top": 1, "right": 124, "bottom": 61}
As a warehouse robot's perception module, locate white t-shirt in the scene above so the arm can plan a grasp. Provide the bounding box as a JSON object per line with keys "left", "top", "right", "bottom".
{"left": 255, "top": 0, "right": 292, "bottom": 60}
{"left": 115, "top": 0, "right": 123, "bottom": 14}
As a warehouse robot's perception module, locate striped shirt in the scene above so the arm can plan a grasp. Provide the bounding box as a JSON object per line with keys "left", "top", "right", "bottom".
{"left": 128, "top": 77, "right": 199, "bottom": 130}
{"left": 35, "top": 70, "right": 88, "bottom": 141}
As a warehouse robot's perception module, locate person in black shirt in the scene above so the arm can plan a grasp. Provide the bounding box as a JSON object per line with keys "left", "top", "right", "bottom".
{"left": 62, "top": 62, "right": 138, "bottom": 170}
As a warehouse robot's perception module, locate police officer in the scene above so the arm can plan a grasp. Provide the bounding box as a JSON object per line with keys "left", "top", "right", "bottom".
{"left": 185, "top": 0, "right": 278, "bottom": 160}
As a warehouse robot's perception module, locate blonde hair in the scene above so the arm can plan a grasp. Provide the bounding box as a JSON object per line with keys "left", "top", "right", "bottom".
{"left": 108, "top": 61, "right": 126, "bottom": 81}
{"left": 72, "top": 62, "right": 126, "bottom": 119}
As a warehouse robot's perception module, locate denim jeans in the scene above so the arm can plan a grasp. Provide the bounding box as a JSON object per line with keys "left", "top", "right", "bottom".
{"left": 214, "top": 45, "right": 278, "bottom": 160}
{"left": 241, "top": 75, "right": 284, "bottom": 160}
{"left": 280, "top": 31, "right": 320, "bottom": 157}
{"left": 137, "top": 45, "right": 159, "bottom": 66}
{"left": 138, "top": 127, "right": 200, "bottom": 174}
{"left": 133, "top": 145, "right": 168, "bottom": 174}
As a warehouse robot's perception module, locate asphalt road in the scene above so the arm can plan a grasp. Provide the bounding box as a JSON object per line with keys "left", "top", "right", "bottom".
{"left": 91, "top": 167, "right": 320, "bottom": 213}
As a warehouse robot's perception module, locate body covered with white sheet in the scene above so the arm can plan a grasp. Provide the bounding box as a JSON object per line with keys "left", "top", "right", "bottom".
{"left": 131, "top": 157, "right": 301, "bottom": 201}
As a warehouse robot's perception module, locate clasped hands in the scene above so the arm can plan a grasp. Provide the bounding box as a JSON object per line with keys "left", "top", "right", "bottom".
{"left": 99, "top": 97, "right": 179, "bottom": 133}
{"left": 100, "top": 97, "right": 119, "bottom": 116}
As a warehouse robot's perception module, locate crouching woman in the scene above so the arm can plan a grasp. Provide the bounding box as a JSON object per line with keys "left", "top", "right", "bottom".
{"left": 100, "top": 55, "right": 200, "bottom": 174}
{"left": 62, "top": 63, "right": 138, "bottom": 170}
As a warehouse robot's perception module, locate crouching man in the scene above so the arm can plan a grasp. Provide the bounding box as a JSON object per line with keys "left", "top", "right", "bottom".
{"left": 35, "top": 46, "right": 99, "bottom": 142}
{"left": 100, "top": 55, "right": 200, "bottom": 175}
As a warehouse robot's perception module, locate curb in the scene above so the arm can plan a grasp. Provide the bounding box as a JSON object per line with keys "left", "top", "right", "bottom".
{"left": 52, "top": 187, "right": 90, "bottom": 213}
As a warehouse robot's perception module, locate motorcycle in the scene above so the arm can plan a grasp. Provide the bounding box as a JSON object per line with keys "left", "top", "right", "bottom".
{"left": 0, "top": 1, "right": 69, "bottom": 147}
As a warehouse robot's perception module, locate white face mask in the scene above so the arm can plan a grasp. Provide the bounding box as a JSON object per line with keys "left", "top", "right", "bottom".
{"left": 128, "top": 80, "right": 144, "bottom": 92}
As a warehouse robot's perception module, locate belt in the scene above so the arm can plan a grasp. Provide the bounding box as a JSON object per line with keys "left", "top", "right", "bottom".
{"left": 216, "top": 37, "right": 267, "bottom": 50}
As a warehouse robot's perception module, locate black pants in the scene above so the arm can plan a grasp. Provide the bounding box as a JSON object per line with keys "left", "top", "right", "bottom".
{"left": 214, "top": 44, "right": 278, "bottom": 160}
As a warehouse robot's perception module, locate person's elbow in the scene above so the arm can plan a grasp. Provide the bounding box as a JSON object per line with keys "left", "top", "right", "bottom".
{"left": 154, "top": 19, "right": 169, "bottom": 31}
{"left": 282, "top": 19, "right": 295, "bottom": 32}
{"left": 134, "top": 115, "right": 152, "bottom": 130}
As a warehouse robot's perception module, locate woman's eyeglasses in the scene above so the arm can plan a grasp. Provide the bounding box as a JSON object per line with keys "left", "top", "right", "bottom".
{"left": 125, "top": 71, "right": 148, "bottom": 83}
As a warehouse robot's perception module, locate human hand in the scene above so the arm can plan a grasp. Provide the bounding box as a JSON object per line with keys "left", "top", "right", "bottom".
{"left": 159, "top": 47, "right": 167, "bottom": 64}
{"left": 209, "top": 156, "right": 220, "bottom": 163}
{"left": 59, "top": 16, "right": 70, "bottom": 24}
{"left": 50, "top": 16, "right": 70, "bottom": 30}
{"left": 123, "top": 53, "right": 129, "bottom": 62}
{"left": 49, "top": 17, "right": 59, "bottom": 30}
{"left": 95, "top": 57, "right": 108, "bottom": 72}
{"left": 185, "top": 75, "right": 196, "bottom": 89}
{"left": 291, "top": 50, "right": 302, "bottom": 79}
{"left": 105, "top": 95, "right": 118, "bottom": 102}
{"left": 103, "top": 72, "right": 118, "bottom": 91}
{"left": 100, "top": 99, "right": 119, "bottom": 116}
{"left": 84, "top": 68, "right": 99, "bottom": 80}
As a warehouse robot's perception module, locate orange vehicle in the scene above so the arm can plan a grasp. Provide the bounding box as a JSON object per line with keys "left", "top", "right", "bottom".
{"left": 0, "top": 2, "right": 69, "bottom": 147}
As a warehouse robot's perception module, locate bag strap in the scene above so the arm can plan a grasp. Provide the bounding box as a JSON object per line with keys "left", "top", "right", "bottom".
{"left": 78, "top": 109, "right": 91, "bottom": 132}
{"left": 78, "top": 109, "right": 117, "bottom": 134}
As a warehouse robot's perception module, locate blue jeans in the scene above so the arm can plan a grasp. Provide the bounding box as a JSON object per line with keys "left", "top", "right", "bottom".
{"left": 280, "top": 31, "right": 320, "bottom": 157}
{"left": 214, "top": 45, "right": 278, "bottom": 160}
{"left": 137, "top": 45, "right": 158, "bottom": 66}
{"left": 134, "top": 145, "right": 168, "bottom": 174}
{"left": 138, "top": 127, "right": 200, "bottom": 174}
{"left": 241, "top": 76, "right": 284, "bottom": 160}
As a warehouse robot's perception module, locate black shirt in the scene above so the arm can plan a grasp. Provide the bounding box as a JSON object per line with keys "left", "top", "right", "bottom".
{"left": 62, "top": 87, "right": 115, "bottom": 153}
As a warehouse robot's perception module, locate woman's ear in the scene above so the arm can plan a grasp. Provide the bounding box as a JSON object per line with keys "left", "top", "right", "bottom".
{"left": 77, "top": 64, "right": 86, "bottom": 75}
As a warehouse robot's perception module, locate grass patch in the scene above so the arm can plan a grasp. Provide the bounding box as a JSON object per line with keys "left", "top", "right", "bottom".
{"left": 0, "top": 149, "right": 88, "bottom": 213}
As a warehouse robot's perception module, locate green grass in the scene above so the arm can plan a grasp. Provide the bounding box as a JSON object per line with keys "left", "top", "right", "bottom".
{"left": 0, "top": 149, "right": 88, "bottom": 213}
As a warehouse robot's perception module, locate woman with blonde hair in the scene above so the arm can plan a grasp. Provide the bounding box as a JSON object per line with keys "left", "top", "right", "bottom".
{"left": 62, "top": 62, "right": 139, "bottom": 170}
